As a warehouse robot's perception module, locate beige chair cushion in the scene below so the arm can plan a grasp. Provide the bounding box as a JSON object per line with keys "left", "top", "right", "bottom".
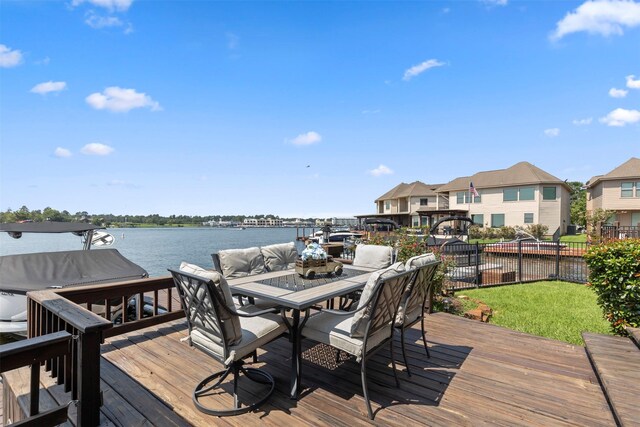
{"left": 192, "top": 310, "right": 286, "bottom": 363}
{"left": 396, "top": 253, "right": 438, "bottom": 325}
{"left": 302, "top": 311, "right": 389, "bottom": 362}
{"left": 179, "top": 261, "right": 243, "bottom": 346}
{"left": 353, "top": 244, "right": 394, "bottom": 269}
{"left": 350, "top": 262, "right": 405, "bottom": 338}
{"left": 218, "top": 247, "right": 266, "bottom": 278}
{"left": 260, "top": 242, "right": 298, "bottom": 271}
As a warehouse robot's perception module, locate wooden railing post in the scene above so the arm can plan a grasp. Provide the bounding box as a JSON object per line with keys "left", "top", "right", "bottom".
{"left": 77, "top": 330, "right": 102, "bottom": 426}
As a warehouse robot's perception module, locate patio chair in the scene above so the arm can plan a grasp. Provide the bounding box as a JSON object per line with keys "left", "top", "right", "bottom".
{"left": 260, "top": 242, "right": 298, "bottom": 271}
{"left": 169, "top": 265, "right": 287, "bottom": 416}
{"left": 339, "top": 243, "right": 396, "bottom": 310}
{"left": 395, "top": 254, "right": 441, "bottom": 376}
{"left": 301, "top": 263, "right": 416, "bottom": 419}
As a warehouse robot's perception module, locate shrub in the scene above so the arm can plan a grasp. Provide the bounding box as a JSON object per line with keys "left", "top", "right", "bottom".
{"left": 526, "top": 223, "right": 548, "bottom": 240}
{"left": 482, "top": 227, "right": 498, "bottom": 240}
{"left": 498, "top": 226, "right": 516, "bottom": 240}
{"left": 583, "top": 239, "right": 640, "bottom": 335}
{"left": 468, "top": 225, "right": 482, "bottom": 240}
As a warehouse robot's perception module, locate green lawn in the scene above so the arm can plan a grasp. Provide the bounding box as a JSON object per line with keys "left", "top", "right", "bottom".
{"left": 456, "top": 281, "right": 611, "bottom": 345}
{"left": 560, "top": 234, "right": 587, "bottom": 243}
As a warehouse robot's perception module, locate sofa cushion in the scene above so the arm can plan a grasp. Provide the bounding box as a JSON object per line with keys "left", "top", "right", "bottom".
{"left": 396, "top": 253, "right": 438, "bottom": 325}
{"left": 260, "top": 242, "right": 298, "bottom": 271}
{"left": 218, "top": 247, "right": 266, "bottom": 278}
{"left": 350, "top": 262, "right": 405, "bottom": 338}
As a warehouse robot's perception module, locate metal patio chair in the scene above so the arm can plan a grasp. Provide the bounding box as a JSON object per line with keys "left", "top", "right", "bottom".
{"left": 395, "top": 254, "right": 441, "bottom": 376}
{"left": 301, "top": 263, "right": 416, "bottom": 419}
{"left": 169, "top": 267, "right": 287, "bottom": 416}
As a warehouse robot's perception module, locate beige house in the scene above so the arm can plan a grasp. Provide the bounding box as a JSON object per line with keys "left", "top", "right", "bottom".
{"left": 585, "top": 157, "right": 640, "bottom": 228}
{"left": 435, "top": 161, "right": 572, "bottom": 234}
{"left": 357, "top": 181, "right": 453, "bottom": 228}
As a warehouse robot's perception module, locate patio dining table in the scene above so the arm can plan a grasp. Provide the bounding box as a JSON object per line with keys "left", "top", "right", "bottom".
{"left": 227, "top": 264, "right": 378, "bottom": 399}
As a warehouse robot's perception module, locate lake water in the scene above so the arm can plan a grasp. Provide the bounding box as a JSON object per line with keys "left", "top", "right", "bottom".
{"left": 0, "top": 227, "right": 316, "bottom": 277}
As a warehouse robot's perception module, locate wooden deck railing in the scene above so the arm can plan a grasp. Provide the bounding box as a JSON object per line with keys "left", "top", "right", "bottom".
{"left": 23, "top": 275, "right": 185, "bottom": 426}
{"left": 1, "top": 331, "right": 74, "bottom": 427}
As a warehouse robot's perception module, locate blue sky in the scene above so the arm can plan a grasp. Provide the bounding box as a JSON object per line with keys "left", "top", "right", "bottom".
{"left": 1, "top": 0, "right": 639, "bottom": 218}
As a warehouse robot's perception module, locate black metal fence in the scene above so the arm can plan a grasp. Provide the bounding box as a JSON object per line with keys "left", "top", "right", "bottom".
{"left": 428, "top": 241, "right": 588, "bottom": 291}
{"left": 337, "top": 240, "right": 588, "bottom": 291}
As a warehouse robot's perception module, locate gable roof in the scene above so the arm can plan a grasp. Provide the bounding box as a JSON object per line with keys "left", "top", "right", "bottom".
{"left": 375, "top": 181, "right": 443, "bottom": 202}
{"left": 436, "top": 161, "right": 569, "bottom": 193}
{"left": 586, "top": 157, "right": 640, "bottom": 188}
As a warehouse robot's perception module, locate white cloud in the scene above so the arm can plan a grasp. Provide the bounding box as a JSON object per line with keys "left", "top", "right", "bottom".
{"left": 573, "top": 117, "right": 593, "bottom": 125}
{"left": 289, "top": 131, "right": 322, "bottom": 146}
{"left": 544, "top": 128, "right": 560, "bottom": 137}
{"left": 551, "top": 0, "right": 640, "bottom": 41}
{"left": 369, "top": 164, "right": 394, "bottom": 176}
{"left": 0, "top": 44, "right": 23, "bottom": 68}
{"left": 482, "top": 0, "right": 508, "bottom": 6}
{"left": 85, "top": 13, "right": 123, "bottom": 29}
{"left": 81, "top": 142, "right": 115, "bottom": 155}
{"left": 86, "top": 86, "right": 161, "bottom": 112}
{"left": 609, "top": 87, "right": 628, "bottom": 97}
{"left": 30, "top": 81, "right": 67, "bottom": 95}
{"left": 71, "top": 0, "right": 133, "bottom": 12}
{"left": 403, "top": 59, "right": 445, "bottom": 81}
{"left": 226, "top": 32, "right": 240, "bottom": 50}
{"left": 626, "top": 74, "right": 640, "bottom": 88}
{"left": 600, "top": 108, "right": 640, "bottom": 126}
{"left": 361, "top": 109, "right": 381, "bottom": 115}
{"left": 54, "top": 147, "right": 72, "bottom": 158}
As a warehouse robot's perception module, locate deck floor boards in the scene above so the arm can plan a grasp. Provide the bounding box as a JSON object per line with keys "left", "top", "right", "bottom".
{"left": 3, "top": 312, "right": 618, "bottom": 426}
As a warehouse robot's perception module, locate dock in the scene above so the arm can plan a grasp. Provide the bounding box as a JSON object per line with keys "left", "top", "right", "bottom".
{"left": 4, "top": 311, "right": 631, "bottom": 426}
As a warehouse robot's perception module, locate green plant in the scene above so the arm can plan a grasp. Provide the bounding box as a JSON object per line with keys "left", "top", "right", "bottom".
{"left": 468, "top": 224, "right": 482, "bottom": 240}
{"left": 482, "top": 227, "right": 498, "bottom": 240}
{"left": 583, "top": 238, "right": 640, "bottom": 335}
{"left": 585, "top": 208, "right": 615, "bottom": 244}
{"left": 526, "top": 223, "right": 548, "bottom": 240}
{"left": 498, "top": 226, "right": 516, "bottom": 240}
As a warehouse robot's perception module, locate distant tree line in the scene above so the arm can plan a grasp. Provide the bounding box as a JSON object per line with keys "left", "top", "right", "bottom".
{"left": 0, "top": 206, "right": 314, "bottom": 226}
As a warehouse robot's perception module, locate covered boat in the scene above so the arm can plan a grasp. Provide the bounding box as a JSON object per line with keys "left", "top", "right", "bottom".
{"left": 0, "top": 222, "right": 148, "bottom": 335}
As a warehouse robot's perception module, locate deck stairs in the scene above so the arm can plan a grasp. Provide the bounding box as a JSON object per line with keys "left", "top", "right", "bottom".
{"left": 583, "top": 330, "right": 640, "bottom": 427}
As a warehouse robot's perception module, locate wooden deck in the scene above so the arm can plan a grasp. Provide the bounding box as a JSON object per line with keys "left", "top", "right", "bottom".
{"left": 5, "top": 312, "right": 620, "bottom": 426}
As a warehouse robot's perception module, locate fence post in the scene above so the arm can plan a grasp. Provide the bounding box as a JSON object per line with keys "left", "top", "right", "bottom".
{"left": 554, "top": 241, "right": 561, "bottom": 280}
{"left": 517, "top": 239, "right": 523, "bottom": 283}
{"left": 474, "top": 242, "right": 480, "bottom": 287}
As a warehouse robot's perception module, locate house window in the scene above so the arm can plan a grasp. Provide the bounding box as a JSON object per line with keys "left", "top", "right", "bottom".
{"left": 471, "top": 214, "right": 484, "bottom": 225}
{"left": 637, "top": 182, "right": 640, "bottom": 197}
{"left": 412, "top": 218, "right": 420, "bottom": 227}
{"left": 503, "top": 188, "right": 518, "bottom": 202}
{"left": 519, "top": 187, "right": 535, "bottom": 201}
{"left": 491, "top": 214, "right": 505, "bottom": 228}
{"left": 542, "top": 187, "right": 557, "bottom": 200}
{"left": 457, "top": 191, "right": 479, "bottom": 204}
{"left": 474, "top": 193, "right": 481, "bottom": 203}
{"left": 420, "top": 198, "right": 428, "bottom": 206}
{"left": 621, "top": 182, "right": 634, "bottom": 198}
{"left": 524, "top": 213, "right": 534, "bottom": 224}
{"left": 385, "top": 201, "right": 391, "bottom": 210}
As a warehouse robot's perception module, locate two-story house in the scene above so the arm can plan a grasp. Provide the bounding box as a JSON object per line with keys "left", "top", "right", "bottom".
{"left": 585, "top": 157, "right": 640, "bottom": 230}
{"left": 435, "top": 161, "right": 572, "bottom": 234}
{"left": 357, "top": 181, "right": 451, "bottom": 228}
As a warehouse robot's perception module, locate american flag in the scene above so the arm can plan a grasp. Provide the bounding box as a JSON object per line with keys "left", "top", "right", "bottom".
{"left": 469, "top": 181, "right": 479, "bottom": 197}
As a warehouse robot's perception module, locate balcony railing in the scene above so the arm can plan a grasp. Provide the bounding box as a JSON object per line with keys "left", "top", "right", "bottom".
{"left": 15, "top": 276, "right": 184, "bottom": 426}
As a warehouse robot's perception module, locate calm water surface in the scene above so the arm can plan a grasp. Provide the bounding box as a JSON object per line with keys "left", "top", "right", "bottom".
{"left": 0, "top": 227, "right": 313, "bottom": 277}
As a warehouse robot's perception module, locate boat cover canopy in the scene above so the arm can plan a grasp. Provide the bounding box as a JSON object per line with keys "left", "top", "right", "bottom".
{"left": 0, "top": 222, "right": 104, "bottom": 234}
{"left": 0, "top": 249, "right": 148, "bottom": 294}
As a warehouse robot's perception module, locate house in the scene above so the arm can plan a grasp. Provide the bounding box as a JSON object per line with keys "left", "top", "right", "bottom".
{"left": 435, "top": 162, "right": 572, "bottom": 235}
{"left": 585, "top": 157, "right": 640, "bottom": 230}
{"left": 356, "top": 181, "right": 451, "bottom": 228}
